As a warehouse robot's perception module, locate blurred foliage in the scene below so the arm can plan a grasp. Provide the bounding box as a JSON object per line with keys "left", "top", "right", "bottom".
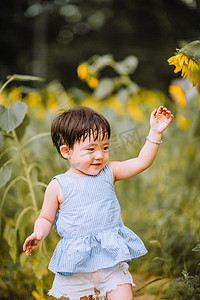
{"left": 0, "top": 53, "right": 200, "bottom": 299}
{"left": 1, "top": 0, "right": 200, "bottom": 93}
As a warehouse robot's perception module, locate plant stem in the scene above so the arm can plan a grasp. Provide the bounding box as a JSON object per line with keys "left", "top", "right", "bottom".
{"left": 21, "top": 132, "right": 50, "bottom": 149}
{"left": 12, "top": 129, "right": 48, "bottom": 256}
{"left": 12, "top": 129, "right": 38, "bottom": 211}
{"left": 0, "top": 75, "right": 15, "bottom": 94}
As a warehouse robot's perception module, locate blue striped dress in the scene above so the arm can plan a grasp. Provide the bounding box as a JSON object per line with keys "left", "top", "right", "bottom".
{"left": 48, "top": 164, "right": 147, "bottom": 276}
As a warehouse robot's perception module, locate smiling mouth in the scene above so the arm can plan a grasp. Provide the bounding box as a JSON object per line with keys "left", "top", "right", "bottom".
{"left": 91, "top": 163, "right": 101, "bottom": 166}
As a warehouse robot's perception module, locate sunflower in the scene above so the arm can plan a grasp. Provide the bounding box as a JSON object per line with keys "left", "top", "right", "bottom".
{"left": 168, "top": 40, "right": 200, "bottom": 90}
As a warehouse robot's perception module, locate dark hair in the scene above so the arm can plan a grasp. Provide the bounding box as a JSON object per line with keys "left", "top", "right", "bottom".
{"left": 51, "top": 106, "right": 111, "bottom": 154}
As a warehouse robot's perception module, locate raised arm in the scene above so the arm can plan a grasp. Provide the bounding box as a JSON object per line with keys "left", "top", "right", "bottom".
{"left": 23, "top": 179, "right": 62, "bottom": 256}
{"left": 109, "top": 106, "right": 174, "bottom": 182}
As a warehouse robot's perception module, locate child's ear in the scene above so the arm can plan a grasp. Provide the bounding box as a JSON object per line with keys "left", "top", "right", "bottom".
{"left": 60, "top": 145, "right": 71, "bottom": 159}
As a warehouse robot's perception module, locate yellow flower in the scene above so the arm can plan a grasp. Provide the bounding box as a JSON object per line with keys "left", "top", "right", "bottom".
{"left": 0, "top": 94, "right": 6, "bottom": 105}
{"left": 45, "top": 93, "right": 58, "bottom": 111}
{"left": 168, "top": 53, "right": 200, "bottom": 89}
{"left": 176, "top": 113, "right": 190, "bottom": 130}
{"left": 88, "top": 77, "right": 99, "bottom": 89}
{"left": 135, "top": 89, "right": 163, "bottom": 111}
{"left": 77, "top": 64, "right": 89, "bottom": 80}
{"left": 168, "top": 40, "right": 200, "bottom": 90}
{"left": 139, "top": 90, "right": 160, "bottom": 103}
{"left": 107, "top": 96, "right": 125, "bottom": 115}
{"left": 8, "top": 88, "right": 22, "bottom": 103}
{"left": 169, "top": 84, "right": 186, "bottom": 109}
{"left": 127, "top": 99, "right": 145, "bottom": 122}
{"left": 24, "top": 93, "right": 41, "bottom": 108}
{"left": 32, "top": 290, "right": 46, "bottom": 300}
{"left": 80, "top": 96, "right": 102, "bottom": 112}
{"left": 77, "top": 63, "right": 98, "bottom": 89}
{"left": 168, "top": 54, "right": 183, "bottom": 73}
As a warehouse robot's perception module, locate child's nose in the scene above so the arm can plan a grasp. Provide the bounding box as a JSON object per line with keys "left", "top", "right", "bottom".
{"left": 95, "top": 150, "right": 104, "bottom": 159}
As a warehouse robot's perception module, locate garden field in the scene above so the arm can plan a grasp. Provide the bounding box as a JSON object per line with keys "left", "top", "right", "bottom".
{"left": 0, "top": 52, "right": 200, "bottom": 300}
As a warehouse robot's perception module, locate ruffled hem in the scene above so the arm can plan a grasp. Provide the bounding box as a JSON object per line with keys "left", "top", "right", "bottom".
{"left": 49, "top": 225, "right": 147, "bottom": 275}
{"left": 48, "top": 282, "right": 135, "bottom": 299}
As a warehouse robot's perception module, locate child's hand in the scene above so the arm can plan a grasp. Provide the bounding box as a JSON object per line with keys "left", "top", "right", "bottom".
{"left": 23, "top": 232, "right": 43, "bottom": 256}
{"left": 150, "top": 106, "right": 174, "bottom": 134}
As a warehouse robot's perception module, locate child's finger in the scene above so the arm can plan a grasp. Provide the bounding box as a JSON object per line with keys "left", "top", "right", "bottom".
{"left": 166, "top": 114, "right": 174, "bottom": 124}
{"left": 23, "top": 239, "right": 30, "bottom": 251}
{"left": 151, "top": 108, "right": 157, "bottom": 118}
{"left": 165, "top": 110, "right": 171, "bottom": 118}
{"left": 24, "top": 243, "right": 36, "bottom": 256}
{"left": 157, "top": 106, "right": 163, "bottom": 114}
{"left": 26, "top": 247, "right": 32, "bottom": 256}
{"left": 166, "top": 111, "right": 174, "bottom": 120}
{"left": 161, "top": 107, "right": 168, "bottom": 115}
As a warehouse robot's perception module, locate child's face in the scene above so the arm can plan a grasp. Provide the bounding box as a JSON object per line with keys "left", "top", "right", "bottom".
{"left": 63, "top": 133, "right": 109, "bottom": 176}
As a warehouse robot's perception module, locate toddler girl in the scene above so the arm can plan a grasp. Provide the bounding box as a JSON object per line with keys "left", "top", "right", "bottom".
{"left": 23, "top": 105, "right": 173, "bottom": 300}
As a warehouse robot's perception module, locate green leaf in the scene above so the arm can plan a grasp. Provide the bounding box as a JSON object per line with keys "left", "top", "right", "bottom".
{"left": 169, "top": 288, "right": 185, "bottom": 300}
{"left": 32, "top": 250, "right": 49, "bottom": 280}
{"left": 15, "top": 114, "right": 30, "bottom": 141}
{"left": 194, "top": 275, "right": 200, "bottom": 282}
{"left": 15, "top": 206, "right": 35, "bottom": 237}
{"left": 7, "top": 228, "right": 16, "bottom": 247}
{"left": 149, "top": 240, "right": 162, "bottom": 248}
{"left": 192, "top": 243, "right": 200, "bottom": 252}
{"left": 0, "top": 164, "right": 13, "bottom": 188}
{"left": 117, "top": 89, "right": 128, "bottom": 104}
{"left": 179, "top": 40, "right": 200, "bottom": 63}
{"left": 136, "top": 277, "right": 168, "bottom": 292}
{"left": 35, "top": 278, "right": 44, "bottom": 297}
{"left": 9, "top": 242, "right": 17, "bottom": 263}
{"left": 94, "top": 78, "right": 114, "bottom": 99}
{"left": 182, "top": 270, "right": 189, "bottom": 279}
{"left": 3, "top": 218, "right": 15, "bottom": 240}
{"left": 128, "top": 82, "right": 139, "bottom": 94}
{"left": 20, "top": 252, "right": 28, "bottom": 268}
{"left": 115, "top": 56, "right": 138, "bottom": 75}
{"left": 0, "top": 101, "right": 28, "bottom": 133}
{"left": 5, "top": 227, "right": 17, "bottom": 263}
{"left": 88, "top": 54, "right": 113, "bottom": 72}
{"left": 153, "top": 257, "right": 169, "bottom": 263}
{"left": 193, "top": 108, "right": 200, "bottom": 139}
{"left": 185, "top": 280, "right": 192, "bottom": 290}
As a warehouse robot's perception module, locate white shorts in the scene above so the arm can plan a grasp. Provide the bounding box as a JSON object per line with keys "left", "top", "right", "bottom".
{"left": 48, "top": 262, "right": 135, "bottom": 299}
